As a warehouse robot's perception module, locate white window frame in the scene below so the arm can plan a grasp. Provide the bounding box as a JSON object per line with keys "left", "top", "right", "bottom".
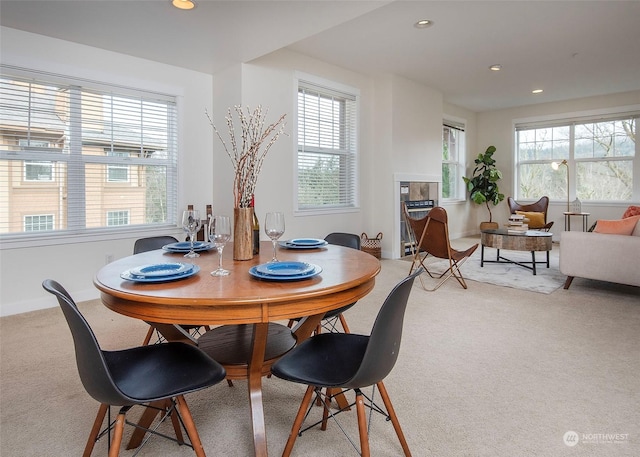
{"left": 107, "top": 210, "right": 130, "bottom": 226}
{"left": 442, "top": 117, "right": 466, "bottom": 201}
{"left": 0, "top": 65, "right": 178, "bottom": 247}
{"left": 514, "top": 105, "right": 639, "bottom": 203}
{"left": 24, "top": 214, "right": 54, "bottom": 232}
{"left": 24, "top": 160, "right": 54, "bottom": 182}
{"left": 106, "top": 150, "right": 130, "bottom": 183}
{"left": 294, "top": 72, "right": 359, "bottom": 215}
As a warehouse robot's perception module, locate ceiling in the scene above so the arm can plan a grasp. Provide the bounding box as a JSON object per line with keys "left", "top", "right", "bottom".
{"left": 2, "top": 0, "right": 640, "bottom": 112}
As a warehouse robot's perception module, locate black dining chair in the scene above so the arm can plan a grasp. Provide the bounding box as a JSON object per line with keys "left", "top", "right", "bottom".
{"left": 287, "top": 232, "right": 362, "bottom": 333}
{"left": 272, "top": 269, "right": 422, "bottom": 457}
{"left": 133, "top": 235, "right": 211, "bottom": 345}
{"left": 42, "top": 279, "right": 226, "bottom": 457}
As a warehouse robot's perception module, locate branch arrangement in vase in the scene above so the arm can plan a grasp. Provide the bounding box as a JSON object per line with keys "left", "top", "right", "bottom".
{"left": 207, "top": 105, "right": 287, "bottom": 208}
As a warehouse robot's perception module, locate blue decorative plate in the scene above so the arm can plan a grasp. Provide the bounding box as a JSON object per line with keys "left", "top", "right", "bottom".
{"left": 279, "top": 239, "right": 328, "bottom": 249}
{"left": 255, "top": 261, "right": 315, "bottom": 277}
{"left": 288, "top": 238, "right": 326, "bottom": 246}
{"left": 162, "top": 241, "right": 214, "bottom": 253}
{"left": 121, "top": 265, "right": 200, "bottom": 282}
{"left": 249, "top": 264, "right": 322, "bottom": 281}
{"left": 130, "top": 262, "right": 193, "bottom": 278}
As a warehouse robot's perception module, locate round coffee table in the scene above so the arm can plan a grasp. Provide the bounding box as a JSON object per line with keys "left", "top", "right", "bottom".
{"left": 480, "top": 229, "right": 553, "bottom": 275}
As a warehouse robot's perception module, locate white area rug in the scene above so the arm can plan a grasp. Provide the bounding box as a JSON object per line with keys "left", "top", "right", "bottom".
{"left": 408, "top": 245, "right": 565, "bottom": 294}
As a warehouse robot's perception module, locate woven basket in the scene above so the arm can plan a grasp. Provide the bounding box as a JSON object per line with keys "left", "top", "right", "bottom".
{"left": 361, "top": 232, "right": 383, "bottom": 259}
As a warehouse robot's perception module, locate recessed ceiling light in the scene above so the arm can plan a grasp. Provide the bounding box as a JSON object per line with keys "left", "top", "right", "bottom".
{"left": 489, "top": 64, "right": 502, "bottom": 71}
{"left": 172, "top": 0, "right": 196, "bottom": 10}
{"left": 414, "top": 20, "right": 433, "bottom": 28}
{"left": 532, "top": 89, "right": 543, "bottom": 94}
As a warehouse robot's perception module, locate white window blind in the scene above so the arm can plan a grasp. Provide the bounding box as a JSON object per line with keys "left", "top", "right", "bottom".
{"left": 297, "top": 79, "right": 358, "bottom": 211}
{"left": 0, "top": 67, "right": 178, "bottom": 238}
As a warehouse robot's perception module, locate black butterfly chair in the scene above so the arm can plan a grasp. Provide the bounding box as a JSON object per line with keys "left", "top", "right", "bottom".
{"left": 287, "top": 232, "right": 362, "bottom": 333}
{"left": 42, "top": 279, "right": 226, "bottom": 457}
{"left": 272, "top": 269, "right": 422, "bottom": 457}
{"left": 133, "top": 236, "right": 211, "bottom": 345}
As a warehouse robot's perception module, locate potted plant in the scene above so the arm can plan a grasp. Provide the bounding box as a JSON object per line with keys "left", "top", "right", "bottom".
{"left": 462, "top": 145, "right": 504, "bottom": 230}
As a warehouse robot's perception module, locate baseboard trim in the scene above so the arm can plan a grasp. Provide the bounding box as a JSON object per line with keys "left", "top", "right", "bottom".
{"left": 1, "top": 287, "right": 100, "bottom": 317}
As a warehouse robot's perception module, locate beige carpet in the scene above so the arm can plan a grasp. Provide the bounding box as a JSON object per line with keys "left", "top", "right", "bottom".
{"left": 1, "top": 258, "right": 639, "bottom": 457}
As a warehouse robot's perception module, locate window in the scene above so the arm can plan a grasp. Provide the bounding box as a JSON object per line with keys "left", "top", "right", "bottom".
{"left": 296, "top": 76, "right": 358, "bottom": 212}
{"left": 106, "top": 151, "right": 130, "bottom": 182}
{"left": 24, "top": 214, "right": 54, "bottom": 231}
{"left": 107, "top": 210, "right": 130, "bottom": 226}
{"left": 442, "top": 120, "right": 465, "bottom": 200}
{"left": 515, "top": 111, "right": 638, "bottom": 202}
{"left": 0, "top": 67, "right": 178, "bottom": 238}
{"left": 24, "top": 160, "right": 54, "bottom": 181}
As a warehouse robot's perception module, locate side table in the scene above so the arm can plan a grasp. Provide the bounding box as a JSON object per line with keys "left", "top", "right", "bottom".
{"left": 563, "top": 212, "right": 590, "bottom": 231}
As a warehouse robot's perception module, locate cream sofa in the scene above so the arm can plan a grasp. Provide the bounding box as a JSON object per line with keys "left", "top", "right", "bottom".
{"left": 559, "top": 222, "right": 640, "bottom": 289}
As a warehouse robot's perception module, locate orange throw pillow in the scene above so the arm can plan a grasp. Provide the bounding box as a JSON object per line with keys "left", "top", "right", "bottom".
{"left": 593, "top": 215, "right": 640, "bottom": 235}
{"left": 516, "top": 211, "right": 545, "bottom": 228}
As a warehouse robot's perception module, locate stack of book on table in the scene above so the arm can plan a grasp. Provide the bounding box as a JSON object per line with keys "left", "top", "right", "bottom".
{"left": 506, "top": 214, "right": 529, "bottom": 233}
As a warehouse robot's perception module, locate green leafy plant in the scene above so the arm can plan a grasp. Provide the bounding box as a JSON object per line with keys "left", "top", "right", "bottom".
{"left": 462, "top": 145, "right": 504, "bottom": 222}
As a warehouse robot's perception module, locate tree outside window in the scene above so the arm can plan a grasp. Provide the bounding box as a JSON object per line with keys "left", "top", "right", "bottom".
{"left": 516, "top": 115, "right": 636, "bottom": 202}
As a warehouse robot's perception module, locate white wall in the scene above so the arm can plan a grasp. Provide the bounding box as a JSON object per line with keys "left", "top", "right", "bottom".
{"left": 0, "top": 27, "right": 214, "bottom": 315}
{"left": 477, "top": 90, "right": 640, "bottom": 239}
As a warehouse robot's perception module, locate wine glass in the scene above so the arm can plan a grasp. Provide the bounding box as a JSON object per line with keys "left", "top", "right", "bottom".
{"left": 181, "top": 209, "right": 202, "bottom": 258}
{"left": 264, "top": 212, "right": 285, "bottom": 262}
{"left": 209, "top": 215, "right": 231, "bottom": 276}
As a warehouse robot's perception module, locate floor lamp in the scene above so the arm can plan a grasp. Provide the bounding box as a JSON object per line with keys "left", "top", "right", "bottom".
{"left": 551, "top": 159, "right": 569, "bottom": 212}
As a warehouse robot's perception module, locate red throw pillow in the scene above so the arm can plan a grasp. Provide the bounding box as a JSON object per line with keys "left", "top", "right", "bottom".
{"left": 622, "top": 205, "right": 640, "bottom": 218}
{"left": 593, "top": 215, "right": 640, "bottom": 235}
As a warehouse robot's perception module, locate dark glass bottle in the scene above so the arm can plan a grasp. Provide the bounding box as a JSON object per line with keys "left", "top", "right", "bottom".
{"left": 251, "top": 196, "right": 260, "bottom": 255}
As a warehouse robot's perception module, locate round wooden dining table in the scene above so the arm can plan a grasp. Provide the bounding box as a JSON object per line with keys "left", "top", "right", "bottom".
{"left": 94, "top": 240, "right": 381, "bottom": 457}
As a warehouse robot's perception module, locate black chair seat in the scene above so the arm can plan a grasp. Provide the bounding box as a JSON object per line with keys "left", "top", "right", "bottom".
{"left": 104, "top": 343, "right": 225, "bottom": 404}
{"left": 271, "top": 333, "right": 368, "bottom": 387}
{"left": 321, "top": 302, "right": 356, "bottom": 320}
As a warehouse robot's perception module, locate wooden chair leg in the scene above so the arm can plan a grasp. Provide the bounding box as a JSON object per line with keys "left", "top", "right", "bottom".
{"left": 83, "top": 403, "right": 109, "bottom": 457}
{"left": 355, "top": 390, "right": 370, "bottom": 457}
{"left": 142, "top": 325, "right": 155, "bottom": 345}
{"left": 175, "top": 395, "right": 206, "bottom": 457}
{"left": 377, "top": 381, "right": 412, "bottom": 457}
{"left": 282, "top": 386, "right": 315, "bottom": 457}
{"left": 320, "top": 390, "right": 332, "bottom": 431}
{"left": 108, "top": 410, "right": 126, "bottom": 457}
{"left": 338, "top": 314, "right": 351, "bottom": 333}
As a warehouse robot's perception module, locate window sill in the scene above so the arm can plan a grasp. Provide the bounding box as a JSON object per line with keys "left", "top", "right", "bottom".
{"left": 0, "top": 225, "right": 181, "bottom": 250}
